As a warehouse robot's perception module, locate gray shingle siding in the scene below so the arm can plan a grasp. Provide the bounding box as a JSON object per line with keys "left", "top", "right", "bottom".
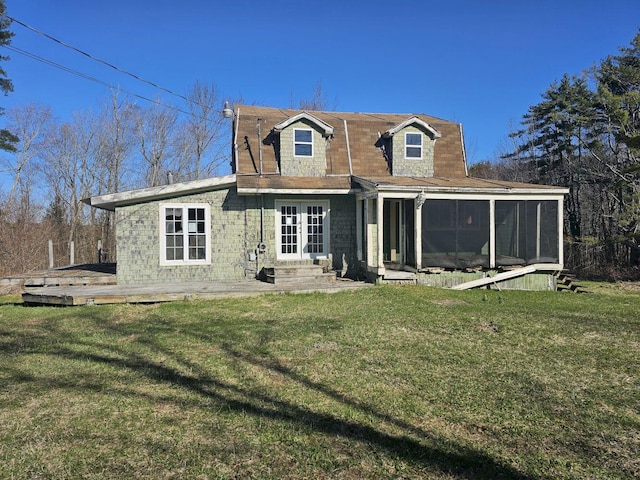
{"left": 115, "top": 187, "right": 357, "bottom": 285}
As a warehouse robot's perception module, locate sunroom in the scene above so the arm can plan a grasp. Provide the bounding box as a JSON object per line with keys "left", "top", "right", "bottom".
{"left": 355, "top": 177, "right": 568, "bottom": 287}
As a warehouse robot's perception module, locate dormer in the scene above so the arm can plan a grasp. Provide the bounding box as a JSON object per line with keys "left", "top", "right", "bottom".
{"left": 272, "top": 112, "right": 334, "bottom": 177}
{"left": 382, "top": 116, "right": 441, "bottom": 177}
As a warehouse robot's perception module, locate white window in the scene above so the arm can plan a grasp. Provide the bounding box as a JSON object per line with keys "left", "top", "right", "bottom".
{"left": 294, "top": 128, "right": 313, "bottom": 157}
{"left": 405, "top": 132, "right": 422, "bottom": 159}
{"left": 160, "top": 204, "right": 211, "bottom": 265}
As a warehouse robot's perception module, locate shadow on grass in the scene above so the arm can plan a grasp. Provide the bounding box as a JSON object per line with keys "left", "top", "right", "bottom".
{"left": 1, "top": 312, "right": 536, "bottom": 480}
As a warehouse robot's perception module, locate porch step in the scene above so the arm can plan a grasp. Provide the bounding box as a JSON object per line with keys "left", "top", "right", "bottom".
{"left": 381, "top": 270, "right": 417, "bottom": 285}
{"left": 264, "top": 265, "right": 336, "bottom": 285}
{"left": 556, "top": 272, "right": 587, "bottom": 293}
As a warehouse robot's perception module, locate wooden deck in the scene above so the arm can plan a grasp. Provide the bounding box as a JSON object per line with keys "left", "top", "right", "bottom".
{"left": 21, "top": 278, "right": 372, "bottom": 306}
{"left": 1, "top": 264, "right": 116, "bottom": 292}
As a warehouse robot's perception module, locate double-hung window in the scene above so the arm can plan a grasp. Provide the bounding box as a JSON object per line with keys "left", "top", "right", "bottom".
{"left": 160, "top": 204, "right": 211, "bottom": 265}
{"left": 294, "top": 128, "right": 313, "bottom": 157}
{"left": 405, "top": 132, "right": 422, "bottom": 159}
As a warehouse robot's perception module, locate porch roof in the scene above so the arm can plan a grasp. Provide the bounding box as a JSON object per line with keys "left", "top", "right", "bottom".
{"left": 354, "top": 175, "right": 569, "bottom": 195}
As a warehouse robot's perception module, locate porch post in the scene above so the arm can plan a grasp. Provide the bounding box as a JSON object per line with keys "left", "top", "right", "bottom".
{"left": 364, "top": 197, "right": 372, "bottom": 267}
{"left": 415, "top": 192, "right": 424, "bottom": 270}
{"left": 356, "top": 196, "right": 363, "bottom": 261}
{"left": 377, "top": 193, "right": 385, "bottom": 270}
{"left": 558, "top": 198, "right": 564, "bottom": 267}
{"left": 489, "top": 199, "right": 496, "bottom": 268}
{"left": 536, "top": 201, "right": 542, "bottom": 260}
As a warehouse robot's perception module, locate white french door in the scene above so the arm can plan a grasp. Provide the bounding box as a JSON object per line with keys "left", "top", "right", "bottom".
{"left": 276, "top": 201, "right": 329, "bottom": 260}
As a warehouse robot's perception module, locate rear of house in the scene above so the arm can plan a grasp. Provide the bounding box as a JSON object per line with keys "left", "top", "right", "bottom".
{"left": 85, "top": 105, "right": 567, "bottom": 290}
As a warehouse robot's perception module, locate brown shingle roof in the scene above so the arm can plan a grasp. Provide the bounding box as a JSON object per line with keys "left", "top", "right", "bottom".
{"left": 233, "top": 105, "right": 468, "bottom": 181}
{"left": 355, "top": 176, "right": 567, "bottom": 192}
{"left": 236, "top": 174, "right": 353, "bottom": 192}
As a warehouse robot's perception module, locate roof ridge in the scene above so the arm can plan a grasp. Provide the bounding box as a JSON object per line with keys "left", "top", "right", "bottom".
{"left": 235, "top": 105, "right": 456, "bottom": 124}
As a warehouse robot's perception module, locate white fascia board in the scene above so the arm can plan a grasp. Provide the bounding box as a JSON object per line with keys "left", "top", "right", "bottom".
{"left": 379, "top": 186, "right": 569, "bottom": 196}
{"left": 382, "top": 116, "right": 442, "bottom": 139}
{"left": 237, "top": 188, "right": 357, "bottom": 195}
{"left": 272, "top": 112, "right": 334, "bottom": 137}
{"left": 84, "top": 174, "right": 237, "bottom": 211}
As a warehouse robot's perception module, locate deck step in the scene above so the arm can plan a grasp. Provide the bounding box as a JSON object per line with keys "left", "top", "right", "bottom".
{"left": 556, "top": 273, "right": 587, "bottom": 293}
{"left": 382, "top": 270, "right": 417, "bottom": 284}
{"left": 264, "top": 265, "right": 336, "bottom": 285}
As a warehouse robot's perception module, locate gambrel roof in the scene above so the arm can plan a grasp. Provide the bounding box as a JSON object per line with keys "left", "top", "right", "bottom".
{"left": 233, "top": 105, "right": 468, "bottom": 179}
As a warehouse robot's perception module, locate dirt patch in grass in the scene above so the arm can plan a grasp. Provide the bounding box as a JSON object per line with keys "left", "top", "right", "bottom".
{"left": 476, "top": 321, "right": 501, "bottom": 334}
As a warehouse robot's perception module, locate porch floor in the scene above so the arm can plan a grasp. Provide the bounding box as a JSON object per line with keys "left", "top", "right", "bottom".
{"left": 21, "top": 276, "right": 372, "bottom": 306}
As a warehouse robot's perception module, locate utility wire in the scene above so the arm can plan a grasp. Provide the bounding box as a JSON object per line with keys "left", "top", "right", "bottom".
{"left": 2, "top": 13, "right": 192, "bottom": 104}
{"left": 3, "top": 44, "right": 194, "bottom": 117}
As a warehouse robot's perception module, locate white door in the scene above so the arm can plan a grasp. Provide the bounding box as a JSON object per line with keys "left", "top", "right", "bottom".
{"left": 276, "top": 201, "right": 329, "bottom": 260}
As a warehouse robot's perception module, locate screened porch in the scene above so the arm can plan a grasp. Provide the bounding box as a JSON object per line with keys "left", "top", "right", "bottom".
{"left": 357, "top": 192, "right": 565, "bottom": 276}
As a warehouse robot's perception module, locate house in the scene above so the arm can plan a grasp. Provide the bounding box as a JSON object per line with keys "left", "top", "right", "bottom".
{"left": 84, "top": 105, "right": 568, "bottom": 290}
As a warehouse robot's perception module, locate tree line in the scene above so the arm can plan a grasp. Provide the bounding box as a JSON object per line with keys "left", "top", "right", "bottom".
{"left": 472, "top": 32, "right": 640, "bottom": 280}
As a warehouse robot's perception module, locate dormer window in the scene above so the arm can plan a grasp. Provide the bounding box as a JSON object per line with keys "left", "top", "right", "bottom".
{"left": 294, "top": 128, "right": 313, "bottom": 157}
{"left": 405, "top": 132, "right": 422, "bottom": 159}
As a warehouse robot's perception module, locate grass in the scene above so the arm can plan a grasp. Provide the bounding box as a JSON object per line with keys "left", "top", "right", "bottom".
{"left": 0, "top": 285, "right": 638, "bottom": 479}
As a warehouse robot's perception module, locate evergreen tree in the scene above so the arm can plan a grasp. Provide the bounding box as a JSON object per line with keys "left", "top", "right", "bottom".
{"left": 596, "top": 31, "right": 640, "bottom": 262}
{"left": 499, "top": 32, "right": 640, "bottom": 275}
{"left": 504, "top": 74, "right": 599, "bottom": 239}
{"left": 598, "top": 31, "right": 640, "bottom": 153}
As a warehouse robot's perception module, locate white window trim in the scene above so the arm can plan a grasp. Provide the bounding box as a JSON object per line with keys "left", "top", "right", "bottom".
{"left": 294, "top": 128, "right": 314, "bottom": 157}
{"left": 405, "top": 132, "right": 423, "bottom": 159}
{"left": 159, "top": 203, "right": 211, "bottom": 266}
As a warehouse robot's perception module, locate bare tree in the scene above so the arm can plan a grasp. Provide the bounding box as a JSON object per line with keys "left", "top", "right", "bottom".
{"left": 1, "top": 103, "right": 52, "bottom": 207}
{"left": 0, "top": 104, "right": 55, "bottom": 274}
{"left": 40, "top": 112, "right": 97, "bottom": 255}
{"left": 168, "top": 81, "right": 232, "bottom": 182}
{"left": 297, "top": 82, "right": 337, "bottom": 111}
{"left": 135, "top": 100, "right": 177, "bottom": 187}
{"left": 94, "top": 90, "right": 137, "bottom": 194}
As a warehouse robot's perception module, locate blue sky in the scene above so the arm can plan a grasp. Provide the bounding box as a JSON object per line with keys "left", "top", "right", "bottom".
{"left": 2, "top": 0, "right": 639, "bottom": 164}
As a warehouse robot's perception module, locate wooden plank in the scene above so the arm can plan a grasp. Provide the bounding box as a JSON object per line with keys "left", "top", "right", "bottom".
{"left": 450, "top": 265, "right": 540, "bottom": 290}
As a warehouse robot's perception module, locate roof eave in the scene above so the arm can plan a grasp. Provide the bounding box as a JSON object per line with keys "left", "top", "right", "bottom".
{"left": 84, "top": 174, "right": 237, "bottom": 211}
{"left": 237, "top": 187, "right": 358, "bottom": 195}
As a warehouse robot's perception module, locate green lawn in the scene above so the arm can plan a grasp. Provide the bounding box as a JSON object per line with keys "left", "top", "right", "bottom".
{"left": 0, "top": 285, "right": 638, "bottom": 479}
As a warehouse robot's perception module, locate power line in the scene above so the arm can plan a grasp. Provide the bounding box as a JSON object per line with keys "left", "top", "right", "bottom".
{"left": 3, "top": 44, "right": 194, "bottom": 117}
{"left": 2, "top": 13, "right": 191, "bottom": 104}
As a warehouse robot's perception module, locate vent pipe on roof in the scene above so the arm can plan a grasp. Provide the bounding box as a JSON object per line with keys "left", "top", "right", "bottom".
{"left": 344, "top": 119, "right": 353, "bottom": 176}
{"left": 257, "top": 118, "right": 263, "bottom": 176}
